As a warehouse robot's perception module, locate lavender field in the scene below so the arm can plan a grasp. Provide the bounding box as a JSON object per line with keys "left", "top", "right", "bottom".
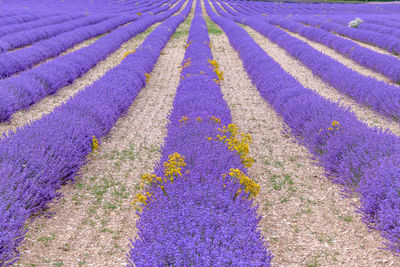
{"left": 1, "top": 0, "right": 400, "bottom": 266}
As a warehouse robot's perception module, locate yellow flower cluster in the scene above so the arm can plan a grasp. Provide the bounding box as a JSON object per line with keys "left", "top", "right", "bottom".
{"left": 180, "top": 58, "right": 191, "bottom": 74}
{"left": 141, "top": 173, "right": 165, "bottom": 185}
{"left": 91, "top": 136, "right": 98, "bottom": 153}
{"left": 131, "top": 191, "right": 152, "bottom": 212}
{"left": 122, "top": 49, "right": 135, "bottom": 60}
{"left": 208, "top": 58, "right": 224, "bottom": 84}
{"left": 210, "top": 116, "right": 221, "bottom": 124}
{"left": 196, "top": 117, "right": 203, "bottom": 122}
{"left": 208, "top": 59, "right": 218, "bottom": 69}
{"left": 224, "top": 168, "right": 260, "bottom": 199}
{"left": 216, "top": 124, "right": 254, "bottom": 168}
{"left": 184, "top": 41, "right": 192, "bottom": 50}
{"left": 204, "top": 41, "right": 212, "bottom": 48}
{"left": 327, "top": 120, "right": 341, "bottom": 134}
{"left": 319, "top": 120, "right": 341, "bottom": 135}
{"left": 163, "top": 152, "right": 187, "bottom": 182}
{"left": 179, "top": 116, "right": 189, "bottom": 125}
{"left": 132, "top": 153, "right": 187, "bottom": 212}
{"left": 137, "top": 12, "right": 142, "bottom": 16}
{"left": 145, "top": 73, "right": 151, "bottom": 83}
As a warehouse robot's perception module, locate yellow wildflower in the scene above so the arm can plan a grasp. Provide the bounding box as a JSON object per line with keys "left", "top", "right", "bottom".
{"left": 179, "top": 116, "right": 189, "bottom": 125}
{"left": 91, "top": 136, "right": 98, "bottom": 153}
{"left": 213, "top": 123, "right": 254, "bottom": 168}
{"left": 163, "top": 152, "right": 186, "bottom": 181}
{"left": 145, "top": 73, "right": 151, "bottom": 83}
{"left": 331, "top": 120, "right": 340, "bottom": 127}
{"left": 122, "top": 50, "right": 134, "bottom": 60}
{"left": 228, "top": 168, "right": 260, "bottom": 199}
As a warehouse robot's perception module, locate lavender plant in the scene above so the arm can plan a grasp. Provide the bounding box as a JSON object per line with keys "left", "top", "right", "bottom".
{"left": 127, "top": 1, "right": 272, "bottom": 265}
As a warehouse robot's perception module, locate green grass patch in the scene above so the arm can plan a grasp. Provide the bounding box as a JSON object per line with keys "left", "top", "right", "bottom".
{"left": 205, "top": 17, "right": 222, "bottom": 34}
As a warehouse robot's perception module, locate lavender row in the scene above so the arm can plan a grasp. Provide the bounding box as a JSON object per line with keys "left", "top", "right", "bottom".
{"left": 0, "top": 0, "right": 182, "bottom": 122}
{"left": 295, "top": 16, "right": 400, "bottom": 55}
{"left": 208, "top": 0, "right": 400, "bottom": 257}
{"left": 127, "top": 1, "right": 271, "bottom": 265}
{"left": 265, "top": 17, "right": 400, "bottom": 83}
{"left": 0, "top": 0, "right": 164, "bottom": 53}
{"left": 0, "top": 1, "right": 188, "bottom": 265}
{"left": 0, "top": 12, "right": 59, "bottom": 27}
{"left": 231, "top": 13, "right": 400, "bottom": 121}
{"left": 0, "top": 13, "right": 86, "bottom": 38}
{"left": 0, "top": 15, "right": 110, "bottom": 53}
{"left": 0, "top": 0, "right": 171, "bottom": 79}
{"left": 223, "top": 0, "right": 400, "bottom": 16}
{"left": 229, "top": 0, "right": 399, "bottom": 16}
{"left": 325, "top": 16, "right": 400, "bottom": 40}
{"left": 0, "top": 0, "right": 146, "bottom": 16}
{"left": 361, "top": 16, "right": 400, "bottom": 30}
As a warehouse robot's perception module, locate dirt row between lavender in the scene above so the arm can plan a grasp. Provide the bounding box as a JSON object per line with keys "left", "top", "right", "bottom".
{"left": 205, "top": 12, "right": 399, "bottom": 267}
{"left": 15, "top": 5, "right": 193, "bottom": 267}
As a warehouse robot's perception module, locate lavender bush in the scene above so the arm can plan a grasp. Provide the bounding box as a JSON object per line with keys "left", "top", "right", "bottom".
{"left": 127, "top": 0, "right": 272, "bottom": 265}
